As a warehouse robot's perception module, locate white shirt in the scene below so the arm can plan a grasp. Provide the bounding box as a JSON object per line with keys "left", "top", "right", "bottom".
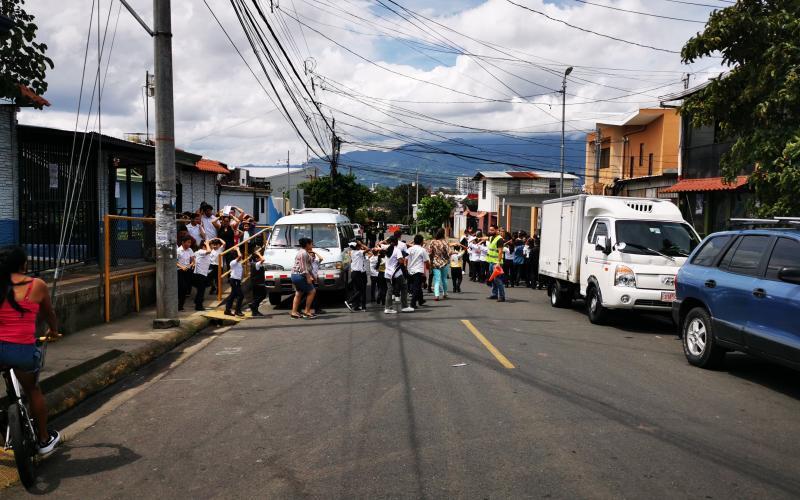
{"left": 503, "top": 247, "right": 513, "bottom": 260}
{"left": 194, "top": 250, "right": 212, "bottom": 276}
{"left": 369, "top": 255, "right": 379, "bottom": 277}
{"left": 230, "top": 259, "right": 243, "bottom": 280}
{"left": 469, "top": 242, "right": 481, "bottom": 262}
{"left": 384, "top": 246, "right": 404, "bottom": 279}
{"left": 479, "top": 245, "right": 488, "bottom": 262}
{"left": 209, "top": 246, "right": 223, "bottom": 266}
{"left": 397, "top": 240, "right": 408, "bottom": 253}
{"left": 177, "top": 246, "right": 194, "bottom": 267}
{"left": 406, "top": 245, "right": 428, "bottom": 275}
{"left": 201, "top": 215, "right": 218, "bottom": 239}
{"left": 187, "top": 223, "right": 202, "bottom": 245}
{"left": 351, "top": 250, "right": 368, "bottom": 273}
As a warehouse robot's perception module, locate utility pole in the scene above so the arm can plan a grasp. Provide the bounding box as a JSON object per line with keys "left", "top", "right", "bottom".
{"left": 153, "top": 0, "right": 179, "bottom": 328}
{"left": 559, "top": 66, "right": 573, "bottom": 198}
{"left": 595, "top": 125, "right": 602, "bottom": 186}
{"left": 414, "top": 169, "right": 419, "bottom": 234}
{"left": 286, "top": 150, "right": 291, "bottom": 211}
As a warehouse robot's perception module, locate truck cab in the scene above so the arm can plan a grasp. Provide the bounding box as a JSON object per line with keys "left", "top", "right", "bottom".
{"left": 540, "top": 195, "right": 701, "bottom": 324}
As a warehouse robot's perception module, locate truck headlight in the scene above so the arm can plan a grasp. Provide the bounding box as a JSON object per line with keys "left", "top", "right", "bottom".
{"left": 264, "top": 264, "right": 286, "bottom": 271}
{"left": 320, "top": 261, "right": 342, "bottom": 270}
{"left": 615, "top": 265, "right": 636, "bottom": 287}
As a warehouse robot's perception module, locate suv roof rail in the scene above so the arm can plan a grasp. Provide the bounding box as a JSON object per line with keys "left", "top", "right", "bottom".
{"left": 729, "top": 217, "right": 800, "bottom": 229}
{"left": 291, "top": 208, "right": 341, "bottom": 215}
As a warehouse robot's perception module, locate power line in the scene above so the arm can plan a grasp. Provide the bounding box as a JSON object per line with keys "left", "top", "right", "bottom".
{"left": 571, "top": 0, "right": 707, "bottom": 23}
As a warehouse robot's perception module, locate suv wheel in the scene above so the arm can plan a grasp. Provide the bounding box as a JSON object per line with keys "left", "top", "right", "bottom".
{"left": 586, "top": 286, "right": 608, "bottom": 325}
{"left": 682, "top": 307, "right": 725, "bottom": 369}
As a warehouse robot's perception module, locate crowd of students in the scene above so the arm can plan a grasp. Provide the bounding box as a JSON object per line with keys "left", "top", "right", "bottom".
{"left": 174, "top": 202, "right": 266, "bottom": 315}
{"left": 464, "top": 227, "right": 542, "bottom": 289}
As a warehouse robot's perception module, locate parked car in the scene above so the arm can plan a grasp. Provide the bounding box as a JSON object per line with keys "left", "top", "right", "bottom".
{"left": 673, "top": 228, "right": 800, "bottom": 370}
{"left": 538, "top": 195, "right": 701, "bottom": 324}
{"left": 351, "top": 223, "right": 364, "bottom": 238}
{"left": 262, "top": 208, "right": 354, "bottom": 306}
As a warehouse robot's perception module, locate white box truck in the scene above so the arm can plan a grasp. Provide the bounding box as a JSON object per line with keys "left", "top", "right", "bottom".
{"left": 538, "top": 195, "right": 701, "bottom": 324}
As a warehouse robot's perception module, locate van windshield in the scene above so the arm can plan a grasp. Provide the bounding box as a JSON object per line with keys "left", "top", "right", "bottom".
{"left": 269, "top": 223, "right": 340, "bottom": 249}
{"left": 615, "top": 221, "right": 700, "bottom": 257}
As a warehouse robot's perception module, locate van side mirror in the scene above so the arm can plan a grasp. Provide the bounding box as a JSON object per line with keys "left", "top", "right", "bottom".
{"left": 778, "top": 267, "right": 800, "bottom": 285}
{"left": 595, "top": 235, "right": 611, "bottom": 254}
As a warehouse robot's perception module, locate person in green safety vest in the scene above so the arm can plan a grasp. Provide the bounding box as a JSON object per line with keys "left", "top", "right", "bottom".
{"left": 485, "top": 224, "right": 506, "bottom": 302}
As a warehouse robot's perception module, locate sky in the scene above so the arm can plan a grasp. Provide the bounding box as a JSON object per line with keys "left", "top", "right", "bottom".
{"left": 17, "top": 0, "right": 728, "bottom": 169}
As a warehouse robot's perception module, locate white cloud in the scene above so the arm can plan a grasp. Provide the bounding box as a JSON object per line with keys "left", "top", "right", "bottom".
{"left": 18, "top": 0, "right": 724, "bottom": 166}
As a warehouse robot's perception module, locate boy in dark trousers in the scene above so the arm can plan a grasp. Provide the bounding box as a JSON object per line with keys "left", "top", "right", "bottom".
{"left": 250, "top": 250, "right": 266, "bottom": 316}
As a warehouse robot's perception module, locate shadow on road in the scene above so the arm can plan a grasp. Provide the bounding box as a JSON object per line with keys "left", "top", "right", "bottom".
{"left": 718, "top": 353, "right": 800, "bottom": 401}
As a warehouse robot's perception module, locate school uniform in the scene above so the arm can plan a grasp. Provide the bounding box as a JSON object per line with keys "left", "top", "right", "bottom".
{"left": 347, "top": 250, "right": 369, "bottom": 310}
{"left": 193, "top": 249, "right": 212, "bottom": 311}
{"left": 250, "top": 260, "right": 266, "bottom": 314}
{"left": 450, "top": 251, "right": 464, "bottom": 293}
{"left": 225, "top": 258, "right": 244, "bottom": 315}
{"left": 177, "top": 245, "right": 194, "bottom": 310}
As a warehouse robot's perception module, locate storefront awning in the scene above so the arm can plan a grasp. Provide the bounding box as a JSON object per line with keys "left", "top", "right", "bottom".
{"left": 662, "top": 176, "right": 748, "bottom": 193}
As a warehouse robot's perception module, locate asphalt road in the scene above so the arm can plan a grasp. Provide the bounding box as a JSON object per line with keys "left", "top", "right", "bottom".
{"left": 9, "top": 279, "right": 800, "bottom": 498}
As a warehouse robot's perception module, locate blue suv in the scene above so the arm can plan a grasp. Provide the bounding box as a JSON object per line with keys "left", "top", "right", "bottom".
{"left": 673, "top": 228, "right": 800, "bottom": 369}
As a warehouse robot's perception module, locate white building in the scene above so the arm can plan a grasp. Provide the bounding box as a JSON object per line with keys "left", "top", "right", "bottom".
{"left": 246, "top": 165, "right": 317, "bottom": 221}
{"left": 456, "top": 176, "right": 477, "bottom": 195}
{"left": 473, "top": 171, "right": 581, "bottom": 213}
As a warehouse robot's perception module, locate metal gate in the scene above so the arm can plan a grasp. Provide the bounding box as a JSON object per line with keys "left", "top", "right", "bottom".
{"left": 18, "top": 129, "right": 98, "bottom": 274}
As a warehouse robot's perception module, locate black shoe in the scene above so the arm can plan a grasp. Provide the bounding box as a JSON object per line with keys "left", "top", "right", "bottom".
{"left": 497, "top": 298, "right": 506, "bottom": 302}
{"left": 487, "top": 296, "right": 498, "bottom": 300}
{"left": 251, "top": 310, "right": 265, "bottom": 317}
{"left": 224, "top": 310, "right": 234, "bottom": 316}
{"left": 235, "top": 311, "right": 245, "bottom": 317}
{"left": 195, "top": 306, "right": 207, "bottom": 311}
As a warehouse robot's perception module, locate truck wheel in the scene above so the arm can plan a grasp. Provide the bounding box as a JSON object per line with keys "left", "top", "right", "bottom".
{"left": 586, "top": 286, "right": 608, "bottom": 325}
{"left": 268, "top": 293, "right": 283, "bottom": 306}
{"left": 682, "top": 307, "right": 725, "bottom": 369}
{"left": 549, "top": 282, "right": 571, "bottom": 308}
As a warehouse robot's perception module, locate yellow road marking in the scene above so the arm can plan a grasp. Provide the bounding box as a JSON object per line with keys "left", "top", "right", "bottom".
{"left": 461, "top": 320, "right": 515, "bottom": 369}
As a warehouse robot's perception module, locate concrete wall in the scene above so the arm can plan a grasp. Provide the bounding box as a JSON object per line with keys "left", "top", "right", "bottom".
{"left": 0, "top": 105, "right": 19, "bottom": 245}
{"left": 218, "top": 189, "right": 254, "bottom": 214}
{"left": 178, "top": 168, "right": 217, "bottom": 212}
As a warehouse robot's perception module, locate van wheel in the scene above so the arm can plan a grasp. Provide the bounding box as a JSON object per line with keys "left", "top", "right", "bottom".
{"left": 682, "top": 307, "right": 725, "bottom": 369}
{"left": 586, "top": 286, "right": 608, "bottom": 325}
{"left": 268, "top": 293, "right": 283, "bottom": 306}
{"left": 549, "top": 282, "right": 571, "bottom": 308}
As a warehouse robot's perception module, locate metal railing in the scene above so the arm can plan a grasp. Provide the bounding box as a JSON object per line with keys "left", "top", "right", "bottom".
{"left": 215, "top": 227, "right": 270, "bottom": 301}
{"left": 103, "top": 215, "right": 156, "bottom": 322}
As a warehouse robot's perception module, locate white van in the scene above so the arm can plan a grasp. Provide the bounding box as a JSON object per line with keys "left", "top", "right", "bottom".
{"left": 262, "top": 208, "right": 354, "bottom": 305}
{"left": 538, "top": 195, "right": 701, "bottom": 324}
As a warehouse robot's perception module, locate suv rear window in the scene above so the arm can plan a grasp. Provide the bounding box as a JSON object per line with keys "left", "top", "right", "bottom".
{"left": 765, "top": 238, "right": 800, "bottom": 280}
{"left": 691, "top": 235, "right": 733, "bottom": 266}
{"left": 724, "top": 235, "right": 771, "bottom": 276}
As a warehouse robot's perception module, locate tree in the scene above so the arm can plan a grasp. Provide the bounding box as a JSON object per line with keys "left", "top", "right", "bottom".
{"left": 416, "top": 195, "right": 455, "bottom": 232}
{"left": 299, "top": 174, "right": 372, "bottom": 219}
{"left": 1, "top": 0, "right": 53, "bottom": 102}
{"left": 680, "top": 0, "right": 800, "bottom": 216}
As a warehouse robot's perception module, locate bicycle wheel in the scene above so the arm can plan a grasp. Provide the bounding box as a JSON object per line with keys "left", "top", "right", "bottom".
{"left": 8, "top": 403, "right": 37, "bottom": 489}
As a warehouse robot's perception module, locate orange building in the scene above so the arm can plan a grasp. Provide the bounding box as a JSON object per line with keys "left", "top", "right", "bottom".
{"left": 584, "top": 108, "right": 680, "bottom": 200}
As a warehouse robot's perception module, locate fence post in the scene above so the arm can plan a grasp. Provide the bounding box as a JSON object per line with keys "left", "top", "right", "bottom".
{"left": 217, "top": 253, "right": 223, "bottom": 302}
{"left": 104, "top": 215, "right": 111, "bottom": 323}
{"left": 134, "top": 274, "right": 140, "bottom": 312}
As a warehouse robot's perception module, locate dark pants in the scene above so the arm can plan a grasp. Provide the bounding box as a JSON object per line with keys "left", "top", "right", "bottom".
{"left": 480, "top": 261, "right": 489, "bottom": 282}
{"left": 193, "top": 273, "right": 208, "bottom": 310}
{"left": 503, "top": 260, "right": 513, "bottom": 285}
{"left": 409, "top": 272, "right": 425, "bottom": 307}
{"left": 225, "top": 278, "right": 244, "bottom": 313}
{"left": 251, "top": 285, "right": 266, "bottom": 313}
{"left": 370, "top": 275, "right": 378, "bottom": 302}
{"left": 529, "top": 258, "right": 540, "bottom": 288}
{"left": 348, "top": 271, "right": 368, "bottom": 309}
{"left": 177, "top": 269, "right": 193, "bottom": 309}
{"left": 512, "top": 263, "right": 523, "bottom": 286}
{"left": 376, "top": 275, "right": 387, "bottom": 305}
{"left": 451, "top": 267, "right": 463, "bottom": 292}
{"left": 469, "top": 260, "right": 479, "bottom": 281}
{"left": 208, "top": 265, "right": 219, "bottom": 292}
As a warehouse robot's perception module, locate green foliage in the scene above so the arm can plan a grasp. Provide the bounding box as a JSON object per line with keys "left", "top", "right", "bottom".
{"left": 416, "top": 195, "right": 455, "bottom": 232}
{"left": 680, "top": 0, "right": 800, "bottom": 216}
{"left": 370, "top": 183, "right": 431, "bottom": 223}
{"left": 1, "top": 0, "right": 53, "bottom": 101}
{"left": 299, "top": 174, "right": 372, "bottom": 220}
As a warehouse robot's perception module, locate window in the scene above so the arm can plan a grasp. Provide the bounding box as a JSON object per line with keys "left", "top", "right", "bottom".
{"left": 588, "top": 221, "right": 609, "bottom": 244}
{"left": 549, "top": 179, "right": 557, "bottom": 194}
{"left": 648, "top": 153, "right": 654, "bottom": 176}
{"left": 725, "top": 235, "right": 771, "bottom": 276}
{"left": 692, "top": 235, "right": 733, "bottom": 266}
{"left": 629, "top": 156, "right": 634, "bottom": 178}
{"left": 600, "top": 148, "right": 610, "bottom": 169}
{"left": 639, "top": 143, "right": 644, "bottom": 166}
{"left": 616, "top": 221, "right": 700, "bottom": 257}
{"left": 482, "top": 180, "right": 487, "bottom": 199}
{"left": 765, "top": 238, "right": 800, "bottom": 280}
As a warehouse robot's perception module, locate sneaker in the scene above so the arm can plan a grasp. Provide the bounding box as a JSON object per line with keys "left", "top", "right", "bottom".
{"left": 486, "top": 296, "right": 498, "bottom": 300}
{"left": 38, "top": 430, "right": 61, "bottom": 456}
{"left": 384, "top": 308, "right": 397, "bottom": 314}
{"left": 235, "top": 311, "right": 245, "bottom": 317}
{"left": 401, "top": 307, "right": 415, "bottom": 313}
{"left": 344, "top": 301, "right": 354, "bottom": 312}
{"left": 224, "top": 310, "right": 234, "bottom": 316}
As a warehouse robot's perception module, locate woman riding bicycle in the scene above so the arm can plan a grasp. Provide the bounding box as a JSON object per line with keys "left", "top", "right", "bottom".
{"left": 0, "top": 246, "right": 61, "bottom": 455}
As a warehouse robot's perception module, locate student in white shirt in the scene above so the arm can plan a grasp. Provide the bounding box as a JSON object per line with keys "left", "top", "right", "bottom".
{"left": 406, "top": 234, "right": 429, "bottom": 309}
{"left": 176, "top": 235, "right": 195, "bottom": 311}
{"left": 383, "top": 237, "right": 413, "bottom": 313}
{"left": 249, "top": 250, "right": 266, "bottom": 316}
{"left": 193, "top": 239, "right": 213, "bottom": 311}
{"left": 368, "top": 251, "right": 380, "bottom": 303}
{"left": 200, "top": 203, "right": 220, "bottom": 240}
{"left": 345, "top": 239, "right": 370, "bottom": 312}
{"left": 479, "top": 240, "right": 489, "bottom": 282}
{"left": 207, "top": 239, "right": 225, "bottom": 294}
{"left": 468, "top": 230, "right": 484, "bottom": 281}
{"left": 186, "top": 214, "right": 204, "bottom": 248}
{"left": 224, "top": 247, "right": 245, "bottom": 317}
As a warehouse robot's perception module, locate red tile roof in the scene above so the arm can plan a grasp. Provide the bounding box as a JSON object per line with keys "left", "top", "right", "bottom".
{"left": 662, "top": 176, "right": 748, "bottom": 193}
{"left": 17, "top": 84, "right": 50, "bottom": 108}
{"left": 195, "top": 159, "right": 229, "bottom": 174}
{"left": 506, "top": 172, "right": 540, "bottom": 179}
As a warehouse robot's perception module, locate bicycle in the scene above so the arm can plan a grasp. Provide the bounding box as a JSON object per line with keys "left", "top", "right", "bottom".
{"left": 1, "top": 334, "right": 60, "bottom": 489}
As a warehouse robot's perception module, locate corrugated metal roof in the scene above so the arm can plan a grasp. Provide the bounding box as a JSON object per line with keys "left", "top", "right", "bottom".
{"left": 662, "top": 176, "right": 748, "bottom": 193}
{"left": 474, "top": 170, "right": 579, "bottom": 180}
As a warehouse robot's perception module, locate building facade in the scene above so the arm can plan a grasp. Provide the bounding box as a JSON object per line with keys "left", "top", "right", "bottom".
{"left": 584, "top": 108, "right": 680, "bottom": 201}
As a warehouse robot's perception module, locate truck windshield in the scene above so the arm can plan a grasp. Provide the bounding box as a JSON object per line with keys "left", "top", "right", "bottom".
{"left": 615, "top": 221, "right": 700, "bottom": 257}
{"left": 269, "top": 224, "right": 340, "bottom": 249}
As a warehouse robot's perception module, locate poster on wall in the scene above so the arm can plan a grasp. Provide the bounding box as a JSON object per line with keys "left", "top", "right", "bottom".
{"left": 695, "top": 194, "right": 704, "bottom": 215}
{"left": 48, "top": 164, "right": 59, "bottom": 189}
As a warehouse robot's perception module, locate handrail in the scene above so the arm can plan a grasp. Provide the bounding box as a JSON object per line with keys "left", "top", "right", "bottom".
{"left": 216, "top": 227, "right": 270, "bottom": 301}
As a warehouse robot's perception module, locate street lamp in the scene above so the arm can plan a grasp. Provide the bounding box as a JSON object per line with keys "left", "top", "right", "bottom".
{"left": 559, "top": 66, "right": 573, "bottom": 198}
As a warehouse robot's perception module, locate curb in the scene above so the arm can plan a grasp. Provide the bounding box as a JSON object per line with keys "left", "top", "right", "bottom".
{"left": 44, "top": 313, "right": 212, "bottom": 418}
